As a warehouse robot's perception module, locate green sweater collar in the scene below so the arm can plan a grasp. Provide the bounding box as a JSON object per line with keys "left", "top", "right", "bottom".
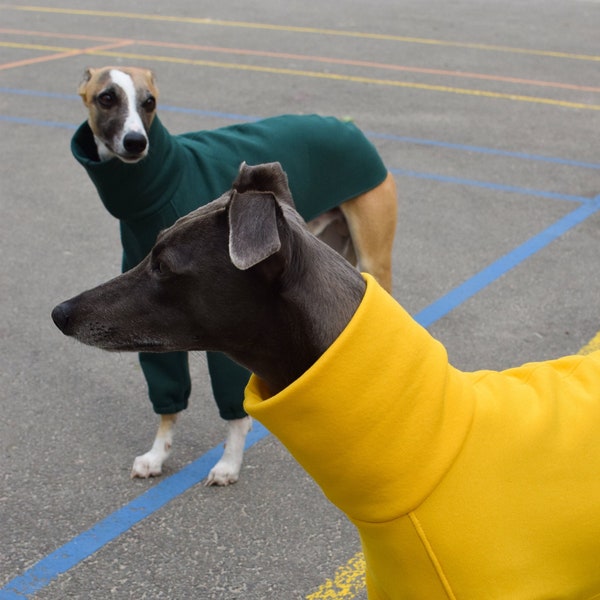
{"left": 71, "top": 117, "right": 182, "bottom": 222}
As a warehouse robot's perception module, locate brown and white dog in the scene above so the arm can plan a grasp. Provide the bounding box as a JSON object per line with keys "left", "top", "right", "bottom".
{"left": 73, "top": 66, "right": 397, "bottom": 484}
{"left": 78, "top": 67, "right": 157, "bottom": 163}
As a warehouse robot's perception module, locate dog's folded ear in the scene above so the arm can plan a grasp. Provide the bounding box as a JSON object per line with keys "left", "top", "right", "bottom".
{"left": 228, "top": 162, "right": 299, "bottom": 273}
{"left": 232, "top": 162, "right": 296, "bottom": 208}
{"left": 228, "top": 190, "right": 282, "bottom": 271}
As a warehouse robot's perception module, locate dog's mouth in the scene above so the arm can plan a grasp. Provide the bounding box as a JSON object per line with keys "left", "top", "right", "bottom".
{"left": 114, "top": 151, "right": 147, "bottom": 164}
{"left": 84, "top": 337, "right": 167, "bottom": 353}
{"left": 107, "top": 343, "right": 163, "bottom": 352}
{"left": 111, "top": 141, "right": 148, "bottom": 163}
{"left": 100, "top": 133, "right": 149, "bottom": 163}
{"left": 97, "top": 142, "right": 148, "bottom": 164}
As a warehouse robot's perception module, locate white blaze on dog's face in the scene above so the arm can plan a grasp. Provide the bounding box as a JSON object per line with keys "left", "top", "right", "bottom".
{"left": 78, "top": 66, "right": 158, "bottom": 163}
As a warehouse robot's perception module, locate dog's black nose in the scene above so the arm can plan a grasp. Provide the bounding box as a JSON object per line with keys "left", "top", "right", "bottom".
{"left": 123, "top": 132, "right": 147, "bottom": 154}
{"left": 51, "top": 302, "right": 72, "bottom": 334}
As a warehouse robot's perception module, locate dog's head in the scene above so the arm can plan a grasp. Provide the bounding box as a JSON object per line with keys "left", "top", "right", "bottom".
{"left": 53, "top": 162, "right": 364, "bottom": 386}
{"left": 78, "top": 66, "right": 158, "bottom": 163}
{"left": 51, "top": 162, "right": 308, "bottom": 354}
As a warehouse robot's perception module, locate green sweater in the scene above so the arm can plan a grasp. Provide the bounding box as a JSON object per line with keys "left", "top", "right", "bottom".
{"left": 71, "top": 114, "right": 387, "bottom": 417}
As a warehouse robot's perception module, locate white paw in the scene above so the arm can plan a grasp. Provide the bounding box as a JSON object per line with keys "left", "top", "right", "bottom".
{"left": 131, "top": 451, "right": 165, "bottom": 479}
{"left": 205, "top": 459, "right": 241, "bottom": 486}
{"left": 204, "top": 416, "right": 252, "bottom": 486}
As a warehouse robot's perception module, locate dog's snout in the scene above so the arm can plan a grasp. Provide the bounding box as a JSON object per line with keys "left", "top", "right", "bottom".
{"left": 123, "top": 131, "right": 147, "bottom": 154}
{"left": 51, "top": 301, "right": 73, "bottom": 334}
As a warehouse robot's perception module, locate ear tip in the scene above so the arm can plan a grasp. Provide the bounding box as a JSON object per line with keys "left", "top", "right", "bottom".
{"left": 236, "top": 161, "right": 284, "bottom": 178}
{"left": 229, "top": 239, "right": 282, "bottom": 271}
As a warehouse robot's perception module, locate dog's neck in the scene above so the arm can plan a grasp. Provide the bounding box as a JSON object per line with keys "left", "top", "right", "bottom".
{"left": 72, "top": 117, "right": 182, "bottom": 221}
{"left": 230, "top": 235, "right": 366, "bottom": 396}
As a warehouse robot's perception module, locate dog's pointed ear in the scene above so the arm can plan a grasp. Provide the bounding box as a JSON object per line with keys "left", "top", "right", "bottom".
{"left": 228, "top": 189, "right": 281, "bottom": 271}
{"left": 145, "top": 69, "right": 159, "bottom": 97}
{"left": 232, "top": 162, "right": 296, "bottom": 208}
{"left": 78, "top": 68, "right": 95, "bottom": 98}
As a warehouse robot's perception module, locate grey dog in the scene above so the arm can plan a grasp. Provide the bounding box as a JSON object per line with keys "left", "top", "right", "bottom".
{"left": 52, "top": 162, "right": 600, "bottom": 599}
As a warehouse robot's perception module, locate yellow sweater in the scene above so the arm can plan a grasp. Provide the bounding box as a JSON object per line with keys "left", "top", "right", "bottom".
{"left": 244, "top": 274, "right": 600, "bottom": 599}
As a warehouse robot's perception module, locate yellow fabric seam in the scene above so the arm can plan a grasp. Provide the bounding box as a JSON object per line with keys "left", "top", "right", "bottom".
{"left": 408, "top": 512, "right": 457, "bottom": 600}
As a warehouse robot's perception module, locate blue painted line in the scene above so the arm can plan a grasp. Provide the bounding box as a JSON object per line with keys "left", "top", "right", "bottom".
{"left": 160, "top": 103, "right": 259, "bottom": 122}
{"left": 390, "top": 168, "right": 589, "bottom": 203}
{"left": 0, "top": 115, "right": 589, "bottom": 204}
{"left": 1, "top": 85, "right": 600, "bottom": 170}
{"left": 0, "top": 87, "right": 78, "bottom": 100}
{"left": 0, "top": 87, "right": 259, "bottom": 122}
{"left": 0, "top": 114, "right": 77, "bottom": 129}
{"left": 369, "top": 131, "right": 600, "bottom": 171}
{"left": 2, "top": 84, "right": 599, "bottom": 598}
{"left": 415, "top": 195, "right": 600, "bottom": 327}
{"left": 2, "top": 199, "right": 599, "bottom": 598}
{"left": 0, "top": 422, "right": 269, "bottom": 599}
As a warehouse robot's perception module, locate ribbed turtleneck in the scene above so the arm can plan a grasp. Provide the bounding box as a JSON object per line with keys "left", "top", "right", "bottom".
{"left": 71, "top": 117, "right": 183, "bottom": 222}
{"left": 244, "top": 274, "right": 476, "bottom": 522}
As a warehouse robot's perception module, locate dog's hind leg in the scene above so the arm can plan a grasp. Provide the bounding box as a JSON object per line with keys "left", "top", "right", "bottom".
{"left": 205, "top": 416, "right": 252, "bottom": 486}
{"left": 131, "top": 413, "right": 177, "bottom": 478}
{"left": 339, "top": 172, "right": 397, "bottom": 293}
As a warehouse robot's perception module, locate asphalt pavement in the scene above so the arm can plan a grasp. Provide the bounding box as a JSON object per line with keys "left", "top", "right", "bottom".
{"left": 1, "top": 1, "right": 599, "bottom": 598}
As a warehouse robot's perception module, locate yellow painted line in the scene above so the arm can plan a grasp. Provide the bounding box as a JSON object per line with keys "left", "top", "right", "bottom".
{"left": 306, "top": 551, "right": 366, "bottom": 599}
{"left": 309, "top": 331, "right": 600, "bottom": 598}
{"left": 0, "top": 27, "right": 126, "bottom": 44}
{"left": 71, "top": 49, "right": 600, "bottom": 111}
{"left": 0, "top": 39, "right": 134, "bottom": 71}
{"left": 3, "top": 5, "right": 600, "bottom": 63}
{"left": 3, "top": 27, "right": 600, "bottom": 94}
{"left": 0, "top": 41, "right": 74, "bottom": 52}
{"left": 578, "top": 332, "right": 600, "bottom": 355}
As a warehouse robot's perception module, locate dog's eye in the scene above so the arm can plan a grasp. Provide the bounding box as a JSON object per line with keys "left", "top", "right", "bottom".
{"left": 142, "top": 96, "right": 156, "bottom": 112}
{"left": 97, "top": 91, "right": 116, "bottom": 108}
{"left": 151, "top": 258, "right": 170, "bottom": 276}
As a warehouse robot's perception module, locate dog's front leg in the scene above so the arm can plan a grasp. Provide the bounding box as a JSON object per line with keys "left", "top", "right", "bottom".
{"left": 205, "top": 416, "right": 252, "bottom": 486}
{"left": 131, "top": 413, "right": 177, "bottom": 478}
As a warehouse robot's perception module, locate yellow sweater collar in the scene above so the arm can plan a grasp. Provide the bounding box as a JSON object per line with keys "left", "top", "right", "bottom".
{"left": 244, "top": 274, "right": 475, "bottom": 522}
